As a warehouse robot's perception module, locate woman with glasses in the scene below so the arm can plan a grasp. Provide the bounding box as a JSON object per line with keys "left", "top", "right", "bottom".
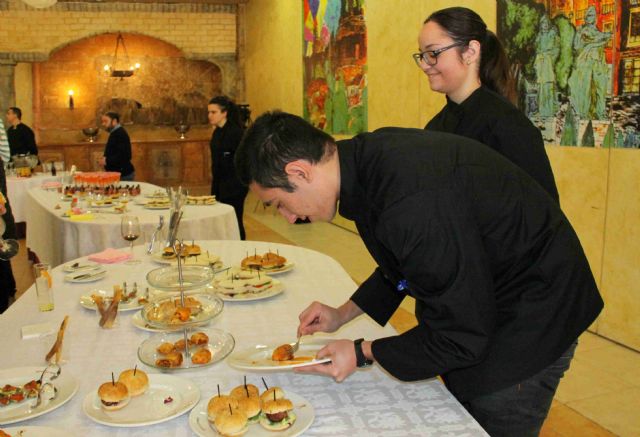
{"left": 415, "top": 7, "right": 559, "bottom": 203}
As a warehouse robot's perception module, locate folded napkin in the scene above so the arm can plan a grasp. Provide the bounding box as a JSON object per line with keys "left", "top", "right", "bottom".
{"left": 21, "top": 322, "right": 57, "bottom": 339}
{"left": 88, "top": 248, "right": 132, "bottom": 264}
{"left": 69, "top": 213, "right": 95, "bottom": 221}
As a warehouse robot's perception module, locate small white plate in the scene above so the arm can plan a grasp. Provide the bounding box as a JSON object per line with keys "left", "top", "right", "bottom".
{"left": 62, "top": 261, "right": 100, "bottom": 273}
{"left": 228, "top": 338, "right": 333, "bottom": 371}
{"left": 82, "top": 373, "right": 200, "bottom": 427}
{"left": 151, "top": 251, "right": 223, "bottom": 268}
{"left": 64, "top": 270, "right": 106, "bottom": 283}
{"left": 137, "top": 328, "right": 234, "bottom": 371}
{"left": 216, "top": 280, "right": 285, "bottom": 302}
{"left": 189, "top": 390, "right": 314, "bottom": 437}
{"left": 239, "top": 262, "right": 295, "bottom": 275}
{"left": 79, "top": 289, "right": 145, "bottom": 312}
{"left": 0, "top": 426, "right": 72, "bottom": 437}
{"left": 0, "top": 367, "right": 79, "bottom": 425}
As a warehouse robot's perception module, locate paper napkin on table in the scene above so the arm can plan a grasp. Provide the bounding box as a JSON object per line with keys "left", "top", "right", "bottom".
{"left": 21, "top": 322, "right": 56, "bottom": 339}
{"left": 88, "top": 248, "right": 132, "bottom": 263}
{"left": 69, "top": 213, "right": 95, "bottom": 221}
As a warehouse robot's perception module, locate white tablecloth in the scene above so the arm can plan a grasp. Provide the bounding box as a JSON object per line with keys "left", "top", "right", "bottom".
{"left": 24, "top": 183, "right": 240, "bottom": 266}
{"left": 6, "top": 173, "right": 65, "bottom": 223}
{"left": 0, "top": 241, "right": 487, "bottom": 436}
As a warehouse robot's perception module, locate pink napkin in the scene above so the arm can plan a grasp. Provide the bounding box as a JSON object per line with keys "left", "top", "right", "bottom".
{"left": 88, "top": 248, "right": 132, "bottom": 264}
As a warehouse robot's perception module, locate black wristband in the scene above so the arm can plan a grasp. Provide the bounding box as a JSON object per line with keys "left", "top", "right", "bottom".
{"left": 354, "top": 338, "right": 373, "bottom": 368}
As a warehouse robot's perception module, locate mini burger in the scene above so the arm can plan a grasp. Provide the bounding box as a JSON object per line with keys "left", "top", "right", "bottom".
{"left": 240, "top": 254, "right": 262, "bottom": 270}
{"left": 230, "top": 384, "right": 260, "bottom": 399}
{"left": 214, "top": 408, "right": 249, "bottom": 437}
{"left": 98, "top": 381, "right": 130, "bottom": 411}
{"left": 259, "top": 387, "right": 285, "bottom": 404}
{"left": 118, "top": 368, "right": 149, "bottom": 397}
{"left": 260, "top": 398, "right": 296, "bottom": 431}
{"left": 260, "top": 252, "right": 286, "bottom": 271}
{"left": 236, "top": 395, "right": 262, "bottom": 424}
{"left": 207, "top": 395, "right": 239, "bottom": 422}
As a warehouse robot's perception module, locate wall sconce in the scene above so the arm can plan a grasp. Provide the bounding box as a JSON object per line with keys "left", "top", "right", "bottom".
{"left": 68, "top": 90, "right": 74, "bottom": 110}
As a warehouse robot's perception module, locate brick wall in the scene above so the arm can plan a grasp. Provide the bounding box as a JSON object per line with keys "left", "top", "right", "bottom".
{"left": 0, "top": 0, "right": 236, "bottom": 58}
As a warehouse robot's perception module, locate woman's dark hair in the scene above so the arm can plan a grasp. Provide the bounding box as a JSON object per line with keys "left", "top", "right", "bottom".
{"left": 209, "top": 95, "right": 243, "bottom": 127}
{"left": 235, "top": 111, "right": 335, "bottom": 192}
{"left": 425, "top": 7, "right": 516, "bottom": 103}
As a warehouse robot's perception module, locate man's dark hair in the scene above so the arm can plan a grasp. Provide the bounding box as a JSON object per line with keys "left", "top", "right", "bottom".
{"left": 104, "top": 111, "right": 120, "bottom": 123}
{"left": 8, "top": 107, "right": 22, "bottom": 120}
{"left": 235, "top": 111, "right": 335, "bottom": 192}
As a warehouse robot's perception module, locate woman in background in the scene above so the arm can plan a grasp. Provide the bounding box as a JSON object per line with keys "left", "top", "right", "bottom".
{"left": 208, "top": 96, "right": 248, "bottom": 240}
{"left": 415, "top": 7, "right": 559, "bottom": 203}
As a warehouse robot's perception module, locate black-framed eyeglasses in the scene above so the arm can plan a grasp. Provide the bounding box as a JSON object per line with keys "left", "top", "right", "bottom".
{"left": 412, "top": 42, "right": 466, "bottom": 66}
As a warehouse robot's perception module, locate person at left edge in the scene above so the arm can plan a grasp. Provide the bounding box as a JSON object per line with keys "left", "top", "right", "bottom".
{"left": 5, "top": 107, "right": 38, "bottom": 158}
{"left": 0, "top": 157, "right": 17, "bottom": 313}
{"left": 99, "top": 111, "right": 135, "bottom": 181}
{"left": 208, "top": 95, "right": 248, "bottom": 240}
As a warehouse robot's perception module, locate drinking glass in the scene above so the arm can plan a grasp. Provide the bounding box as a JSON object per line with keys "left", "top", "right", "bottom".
{"left": 34, "top": 263, "right": 54, "bottom": 311}
{"left": 120, "top": 215, "right": 141, "bottom": 265}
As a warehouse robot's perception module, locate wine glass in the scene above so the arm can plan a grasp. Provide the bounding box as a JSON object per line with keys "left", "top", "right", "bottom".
{"left": 0, "top": 217, "right": 19, "bottom": 261}
{"left": 120, "top": 215, "right": 141, "bottom": 265}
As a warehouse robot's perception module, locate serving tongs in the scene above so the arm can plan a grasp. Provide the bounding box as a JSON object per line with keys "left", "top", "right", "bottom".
{"left": 147, "top": 215, "right": 164, "bottom": 254}
{"left": 173, "top": 238, "right": 192, "bottom": 361}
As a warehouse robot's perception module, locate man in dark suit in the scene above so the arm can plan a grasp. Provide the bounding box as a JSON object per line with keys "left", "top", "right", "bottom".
{"left": 100, "top": 112, "right": 135, "bottom": 181}
{"left": 5, "top": 107, "right": 38, "bottom": 158}
{"left": 235, "top": 111, "right": 604, "bottom": 437}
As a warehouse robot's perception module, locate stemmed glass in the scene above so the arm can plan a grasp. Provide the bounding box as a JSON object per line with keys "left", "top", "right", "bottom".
{"left": 120, "top": 215, "right": 141, "bottom": 265}
{"left": 0, "top": 216, "right": 19, "bottom": 260}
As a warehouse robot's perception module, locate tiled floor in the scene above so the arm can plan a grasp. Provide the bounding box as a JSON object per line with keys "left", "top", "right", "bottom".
{"left": 8, "top": 193, "right": 640, "bottom": 436}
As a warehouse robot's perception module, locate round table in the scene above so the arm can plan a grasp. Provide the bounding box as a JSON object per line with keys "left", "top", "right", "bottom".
{"left": 6, "top": 172, "right": 66, "bottom": 223}
{"left": 0, "top": 241, "right": 487, "bottom": 436}
{"left": 24, "top": 183, "right": 240, "bottom": 267}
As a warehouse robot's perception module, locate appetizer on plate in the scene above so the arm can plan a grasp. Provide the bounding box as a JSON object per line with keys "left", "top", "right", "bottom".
{"left": 97, "top": 381, "right": 130, "bottom": 411}
{"left": 117, "top": 369, "right": 149, "bottom": 397}
{"left": 0, "top": 380, "right": 41, "bottom": 407}
{"left": 240, "top": 251, "right": 287, "bottom": 272}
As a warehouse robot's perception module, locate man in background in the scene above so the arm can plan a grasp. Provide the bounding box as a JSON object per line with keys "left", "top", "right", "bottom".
{"left": 0, "top": 155, "right": 17, "bottom": 313}
{"left": 0, "top": 117, "right": 10, "bottom": 164}
{"left": 99, "top": 111, "right": 135, "bottom": 181}
{"left": 5, "top": 107, "right": 38, "bottom": 157}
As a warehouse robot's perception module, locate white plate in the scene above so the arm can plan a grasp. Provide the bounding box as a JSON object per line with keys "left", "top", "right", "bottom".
{"left": 240, "top": 262, "right": 295, "bottom": 275}
{"left": 151, "top": 251, "right": 223, "bottom": 268}
{"left": 82, "top": 373, "right": 200, "bottom": 427}
{"left": 228, "top": 338, "right": 333, "bottom": 371}
{"left": 62, "top": 261, "right": 100, "bottom": 273}
{"left": 216, "top": 280, "right": 285, "bottom": 302}
{"left": 0, "top": 367, "right": 79, "bottom": 425}
{"left": 0, "top": 426, "right": 71, "bottom": 437}
{"left": 79, "top": 289, "right": 145, "bottom": 312}
{"left": 189, "top": 390, "right": 314, "bottom": 437}
{"left": 64, "top": 270, "right": 106, "bottom": 283}
{"left": 145, "top": 192, "right": 169, "bottom": 199}
{"left": 137, "top": 328, "right": 234, "bottom": 371}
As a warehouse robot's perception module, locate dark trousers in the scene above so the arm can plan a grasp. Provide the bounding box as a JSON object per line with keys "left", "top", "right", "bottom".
{"left": 221, "top": 194, "right": 246, "bottom": 240}
{"left": 463, "top": 341, "right": 577, "bottom": 437}
{"left": 0, "top": 260, "right": 17, "bottom": 313}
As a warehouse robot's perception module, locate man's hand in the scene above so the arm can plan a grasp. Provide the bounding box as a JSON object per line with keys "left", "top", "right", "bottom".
{"left": 0, "top": 203, "right": 6, "bottom": 215}
{"left": 294, "top": 339, "right": 358, "bottom": 382}
{"left": 297, "top": 300, "right": 364, "bottom": 338}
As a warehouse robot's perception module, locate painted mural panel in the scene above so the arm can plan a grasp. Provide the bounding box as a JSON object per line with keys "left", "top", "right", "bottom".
{"left": 303, "top": 0, "right": 368, "bottom": 134}
{"left": 497, "top": 0, "right": 640, "bottom": 148}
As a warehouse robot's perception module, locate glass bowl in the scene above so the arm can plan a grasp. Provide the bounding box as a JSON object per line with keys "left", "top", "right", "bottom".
{"left": 141, "top": 292, "right": 223, "bottom": 329}
{"left": 146, "top": 265, "right": 215, "bottom": 292}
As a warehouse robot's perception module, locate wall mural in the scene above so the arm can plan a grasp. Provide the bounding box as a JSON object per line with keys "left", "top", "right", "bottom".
{"left": 497, "top": 0, "right": 640, "bottom": 148}
{"left": 303, "top": 0, "right": 368, "bottom": 134}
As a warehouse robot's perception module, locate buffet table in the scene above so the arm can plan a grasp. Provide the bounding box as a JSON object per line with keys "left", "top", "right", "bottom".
{"left": 0, "top": 241, "right": 488, "bottom": 436}
{"left": 6, "top": 173, "right": 66, "bottom": 223}
{"left": 24, "top": 182, "right": 240, "bottom": 266}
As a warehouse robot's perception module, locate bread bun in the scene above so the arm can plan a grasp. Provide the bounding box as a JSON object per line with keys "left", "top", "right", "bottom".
{"left": 214, "top": 408, "right": 249, "bottom": 436}
{"left": 156, "top": 342, "right": 175, "bottom": 355}
{"left": 241, "top": 255, "right": 262, "bottom": 269}
{"left": 98, "top": 381, "right": 130, "bottom": 411}
{"left": 118, "top": 369, "right": 149, "bottom": 397}
{"left": 207, "top": 395, "right": 239, "bottom": 421}
{"left": 259, "top": 387, "right": 285, "bottom": 404}
{"left": 230, "top": 384, "right": 260, "bottom": 399}
{"left": 236, "top": 395, "right": 261, "bottom": 423}
{"left": 190, "top": 331, "right": 209, "bottom": 345}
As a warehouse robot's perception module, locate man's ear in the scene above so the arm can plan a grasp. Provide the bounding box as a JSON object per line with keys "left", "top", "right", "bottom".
{"left": 284, "top": 160, "right": 313, "bottom": 182}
